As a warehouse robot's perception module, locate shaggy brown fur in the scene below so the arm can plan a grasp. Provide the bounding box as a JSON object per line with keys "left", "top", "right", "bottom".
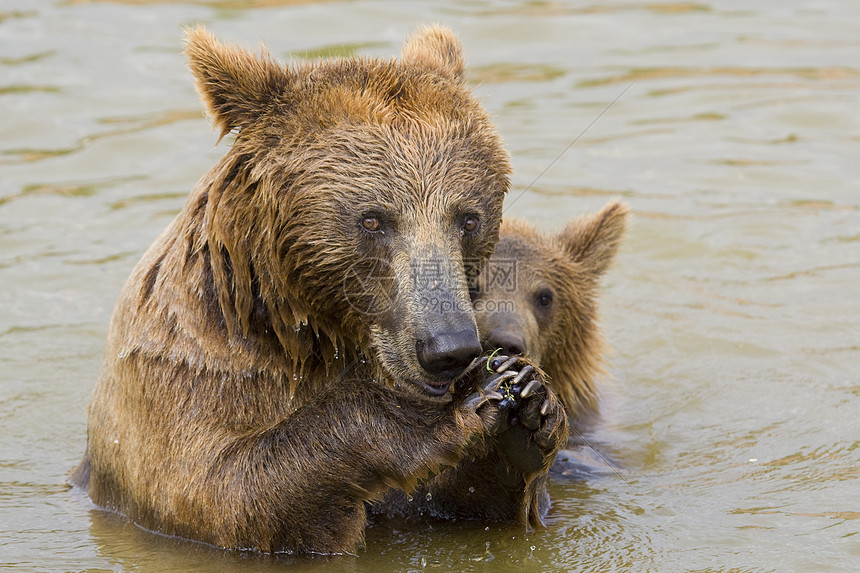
{"left": 472, "top": 200, "right": 629, "bottom": 433}
{"left": 71, "top": 26, "right": 571, "bottom": 555}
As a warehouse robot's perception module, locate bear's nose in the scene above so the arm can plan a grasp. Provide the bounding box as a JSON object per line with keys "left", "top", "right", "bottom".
{"left": 486, "top": 328, "right": 526, "bottom": 356}
{"left": 416, "top": 329, "right": 482, "bottom": 377}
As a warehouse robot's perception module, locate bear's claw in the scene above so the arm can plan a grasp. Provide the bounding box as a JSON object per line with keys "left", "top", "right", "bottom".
{"left": 462, "top": 368, "right": 512, "bottom": 411}
{"left": 518, "top": 377, "right": 540, "bottom": 399}
{"left": 511, "top": 365, "right": 534, "bottom": 386}
{"left": 463, "top": 389, "right": 504, "bottom": 411}
{"left": 493, "top": 355, "right": 518, "bottom": 374}
{"left": 460, "top": 355, "right": 489, "bottom": 379}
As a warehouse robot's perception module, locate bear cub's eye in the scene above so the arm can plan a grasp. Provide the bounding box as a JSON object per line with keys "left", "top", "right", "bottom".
{"left": 534, "top": 288, "right": 553, "bottom": 309}
{"left": 361, "top": 215, "right": 383, "bottom": 233}
{"left": 461, "top": 215, "right": 481, "bottom": 236}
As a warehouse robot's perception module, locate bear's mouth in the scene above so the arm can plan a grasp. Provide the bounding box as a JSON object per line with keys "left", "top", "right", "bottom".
{"left": 416, "top": 379, "right": 452, "bottom": 396}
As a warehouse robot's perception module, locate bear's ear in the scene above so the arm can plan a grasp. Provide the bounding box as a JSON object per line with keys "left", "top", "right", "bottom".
{"left": 184, "top": 26, "right": 288, "bottom": 140}
{"left": 558, "top": 199, "right": 629, "bottom": 277}
{"left": 400, "top": 25, "right": 465, "bottom": 82}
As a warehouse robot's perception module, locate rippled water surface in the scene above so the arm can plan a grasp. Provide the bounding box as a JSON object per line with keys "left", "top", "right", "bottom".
{"left": 2, "top": 1, "right": 859, "bottom": 571}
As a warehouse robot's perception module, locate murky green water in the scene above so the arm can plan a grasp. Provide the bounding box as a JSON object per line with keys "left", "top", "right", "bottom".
{"left": 2, "top": 1, "right": 859, "bottom": 571}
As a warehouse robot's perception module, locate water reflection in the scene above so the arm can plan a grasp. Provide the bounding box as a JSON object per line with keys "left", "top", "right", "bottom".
{"left": 86, "top": 509, "right": 328, "bottom": 572}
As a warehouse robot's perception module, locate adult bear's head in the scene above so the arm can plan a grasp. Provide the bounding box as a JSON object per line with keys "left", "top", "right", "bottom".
{"left": 185, "top": 26, "right": 511, "bottom": 397}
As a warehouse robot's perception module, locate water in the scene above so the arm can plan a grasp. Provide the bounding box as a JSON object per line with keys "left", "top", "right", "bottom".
{"left": 2, "top": 1, "right": 859, "bottom": 571}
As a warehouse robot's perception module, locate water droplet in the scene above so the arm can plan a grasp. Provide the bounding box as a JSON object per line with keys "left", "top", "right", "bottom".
{"left": 406, "top": 494, "right": 413, "bottom": 502}
{"left": 420, "top": 557, "right": 427, "bottom": 567}
{"left": 468, "top": 486, "right": 475, "bottom": 494}
{"left": 425, "top": 492, "right": 432, "bottom": 501}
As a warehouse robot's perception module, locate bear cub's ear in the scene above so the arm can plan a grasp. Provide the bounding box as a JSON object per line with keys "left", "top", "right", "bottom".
{"left": 401, "top": 25, "right": 465, "bottom": 82}
{"left": 559, "top": 200, "right": 629, "bottom": 276}
{"left": 185, "top": 26, "right": 289, "bottom": 140}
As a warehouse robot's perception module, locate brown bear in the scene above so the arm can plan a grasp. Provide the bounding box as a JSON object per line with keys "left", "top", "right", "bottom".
{"left": 471, "top": 200, "right": 628, "bottom": 444}
{"left": 71, "top": 26, "right": 569, "bottom": 555}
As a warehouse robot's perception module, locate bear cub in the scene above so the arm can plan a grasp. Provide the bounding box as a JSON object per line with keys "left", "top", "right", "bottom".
{"left": 472, "top": 200, "right": 629, "bottom": 473}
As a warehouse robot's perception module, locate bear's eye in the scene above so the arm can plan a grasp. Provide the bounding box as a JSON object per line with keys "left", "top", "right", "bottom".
{"left": 461, "top": 215, "right": 481, "bottom": 236}
{"left": 534, "top": 288, "right": 553, "bottom": 309}
{"left": 361, "top": 216, "right": 382, "bottom": 233}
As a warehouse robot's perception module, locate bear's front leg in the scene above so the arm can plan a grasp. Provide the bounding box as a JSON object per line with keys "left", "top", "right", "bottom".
{"left": 371, "top": 355, "right": 569, "bottom": 528}
{"left": 199, "top": 377, "right": 497, "bottom": 554}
